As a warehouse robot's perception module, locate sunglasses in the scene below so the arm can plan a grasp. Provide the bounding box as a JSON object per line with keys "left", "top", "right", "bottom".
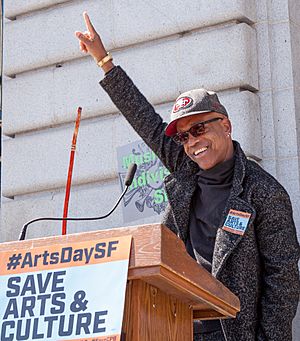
{"left": 172, "top": 117, "right": 224, "bottom": 145}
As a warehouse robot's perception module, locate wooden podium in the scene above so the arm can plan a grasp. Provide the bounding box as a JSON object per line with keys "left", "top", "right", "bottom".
{"left": 0, "top": 224, "right": 239, "bottom": 340}
{"left": 119, "top": 224, "right": 240, "bottom": 340}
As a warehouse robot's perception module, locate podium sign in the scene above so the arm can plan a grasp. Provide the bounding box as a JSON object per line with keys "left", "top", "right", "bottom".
{"left": 0, "top": 235, "right": 132, "bottom": 341}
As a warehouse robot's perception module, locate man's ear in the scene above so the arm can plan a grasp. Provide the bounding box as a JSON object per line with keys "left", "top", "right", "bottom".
{"left": 222, "top": 117, "right": 232, "bottom": 135}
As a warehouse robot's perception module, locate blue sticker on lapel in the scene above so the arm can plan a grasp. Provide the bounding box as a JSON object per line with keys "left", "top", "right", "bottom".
{"left": 222, "top": 209, "right": 251, "bottom": 235}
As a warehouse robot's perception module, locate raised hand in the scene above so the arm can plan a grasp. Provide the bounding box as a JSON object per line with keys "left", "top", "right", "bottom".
{"left": 75, "top": 12, "right": 114, "bottom": 72}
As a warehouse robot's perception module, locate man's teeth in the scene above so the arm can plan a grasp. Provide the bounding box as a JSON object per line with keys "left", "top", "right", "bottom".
{"left": 194, "top": 147, "right": 208, "bottom": 156}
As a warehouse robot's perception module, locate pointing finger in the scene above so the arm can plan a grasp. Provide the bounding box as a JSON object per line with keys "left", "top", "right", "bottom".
{"left": 83, "top": 11, "right": 96, "bottom": 37}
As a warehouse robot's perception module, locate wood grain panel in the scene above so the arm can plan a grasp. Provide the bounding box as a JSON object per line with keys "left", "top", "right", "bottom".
{"left": 122, "top": 280, "right": 192, "bottom": 341}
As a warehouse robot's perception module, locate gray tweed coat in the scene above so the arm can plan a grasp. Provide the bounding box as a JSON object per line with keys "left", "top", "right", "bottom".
{"left": 100, "top": 66, "right": 300, "bottom": 341}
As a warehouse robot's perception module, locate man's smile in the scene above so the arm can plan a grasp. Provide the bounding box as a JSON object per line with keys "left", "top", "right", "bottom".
{"left": 193, "top": 146, "right": 209, "bottom": 157}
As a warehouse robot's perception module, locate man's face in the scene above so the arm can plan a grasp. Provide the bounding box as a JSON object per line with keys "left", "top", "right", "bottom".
{"left": 176, "top": 112, "right": 233, "bottom": 170}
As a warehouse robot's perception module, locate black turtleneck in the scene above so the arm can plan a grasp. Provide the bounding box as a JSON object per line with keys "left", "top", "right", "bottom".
{"left": 186, "top": 154, "right": 235, "bottom": 334}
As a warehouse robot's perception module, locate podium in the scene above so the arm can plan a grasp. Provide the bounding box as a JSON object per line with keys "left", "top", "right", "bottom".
{"left": 0, "top": 224, "right": 239, "bottom": 340}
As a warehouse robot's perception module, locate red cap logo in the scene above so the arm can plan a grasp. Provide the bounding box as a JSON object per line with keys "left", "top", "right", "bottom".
{"left": 172, "top": 97, "right": 193, "bottom": 113}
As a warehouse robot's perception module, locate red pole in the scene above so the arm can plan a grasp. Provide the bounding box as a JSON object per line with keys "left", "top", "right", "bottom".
{"left": 62, "top": 107, "right": 82, "bottom": 235}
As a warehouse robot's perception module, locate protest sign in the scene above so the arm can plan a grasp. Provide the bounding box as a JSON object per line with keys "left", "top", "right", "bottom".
{"left": 0, "top": 235, "right": 132, "bottom": 341}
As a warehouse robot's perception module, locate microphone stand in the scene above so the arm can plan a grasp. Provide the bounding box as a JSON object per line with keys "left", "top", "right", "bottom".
{"left": 19, "top": 164, "right": 137, "bottom": 241}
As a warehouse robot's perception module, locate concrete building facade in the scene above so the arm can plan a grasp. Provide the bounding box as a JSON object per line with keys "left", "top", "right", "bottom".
{"left": 1, "top": 0, "right": 299, "bottom": 338}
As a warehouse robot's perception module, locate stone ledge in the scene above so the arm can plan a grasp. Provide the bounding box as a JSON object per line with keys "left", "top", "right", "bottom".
{"left": 0, "top": 180, "right": 163, "bottom": 243}
{"left": 4, "top": 0, "right": 256, "bottom": 75}
{"left": 3, "top": 23, "right": 258, "bottom": 135}
{"left": 2, "top": 90, "right": 260, "bottom": 197}
{"left": 5, "top": 0, "right": 70, "bottom": 19}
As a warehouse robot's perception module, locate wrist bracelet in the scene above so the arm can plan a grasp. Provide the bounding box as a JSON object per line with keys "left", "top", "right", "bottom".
{"left": 97, "top": 52, "right": 113, "bottom": 68}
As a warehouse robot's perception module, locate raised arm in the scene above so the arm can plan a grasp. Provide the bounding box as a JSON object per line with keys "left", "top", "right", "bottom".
{"left": 75, "top": 12, "right": 187, "bottom": 172}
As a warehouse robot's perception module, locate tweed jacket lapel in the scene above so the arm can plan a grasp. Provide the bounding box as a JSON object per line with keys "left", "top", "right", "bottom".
{"left": 212, "top": 197, "right": 256, "bottom": 278}
{"left": 212, "top": 143, "right": 256, "bottom": 277}
{"left": 164, "top": 160, "right": 198, "bottom": 242}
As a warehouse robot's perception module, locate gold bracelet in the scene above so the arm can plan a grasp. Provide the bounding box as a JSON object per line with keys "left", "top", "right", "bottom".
{"left": 97, "top": 52, "right": 113, "bottom": 68}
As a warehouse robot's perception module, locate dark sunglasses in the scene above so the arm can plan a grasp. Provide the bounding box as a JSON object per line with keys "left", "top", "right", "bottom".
{"left": 172, "top": 117, "right": 224, "bottom": 145}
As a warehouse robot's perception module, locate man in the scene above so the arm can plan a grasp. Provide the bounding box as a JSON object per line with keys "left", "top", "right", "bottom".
{"left": 75, "top": 12, "right": 300, "bottom": 341}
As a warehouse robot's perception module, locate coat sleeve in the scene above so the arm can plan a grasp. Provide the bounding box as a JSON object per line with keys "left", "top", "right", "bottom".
{"left": 255, "top": 185, "right": 300, "bottom": 341}
{"left": 99, "top": 66, "right": 187, "bottom": 173}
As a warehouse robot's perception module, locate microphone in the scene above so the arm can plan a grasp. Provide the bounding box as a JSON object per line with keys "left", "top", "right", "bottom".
{"left": 124, "top": 163, "right": 137, "bottom": 186}
{"left": 19, "top": 163, "right": 137, "bottom": 241}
